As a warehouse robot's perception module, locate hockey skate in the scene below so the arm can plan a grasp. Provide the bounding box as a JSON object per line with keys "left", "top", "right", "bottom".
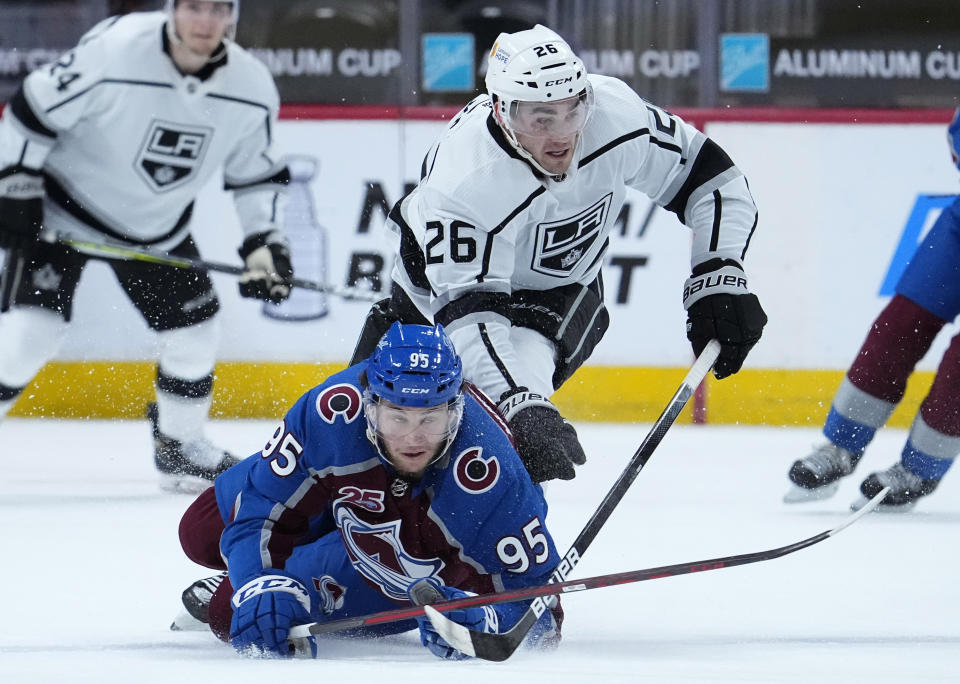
{"left": 850, "top": 462, "right": 940, "bottom": 512}
{"left": 783, "top": 442, "right": 862, "bottom": 503}
{"left": 147, "top": 402, "right": 240, "bottom": 493}
{"left": 170, "top": 573, "right": 226, "bottom": 631}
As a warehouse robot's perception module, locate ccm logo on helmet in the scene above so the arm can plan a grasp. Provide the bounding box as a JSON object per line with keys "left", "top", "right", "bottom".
{"left": 401, "top": 387, "right": 430, "bottom": 394}
{"left": 545, "top": 77, "right": 573, "bottom": 86}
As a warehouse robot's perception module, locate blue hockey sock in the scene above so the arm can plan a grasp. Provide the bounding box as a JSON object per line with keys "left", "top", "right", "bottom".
{"left": 902, "top": 443, "right": 954, "bottom": 480}
{"left": 823, "top": 407, "right": 874, "bottom": 455}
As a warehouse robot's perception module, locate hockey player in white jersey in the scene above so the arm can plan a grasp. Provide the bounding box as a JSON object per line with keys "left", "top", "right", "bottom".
{"left": 0, "top": 1, "right": 293, "bottom": 492}
{"left": 351, "top": 25, "right": 767, "bottom": 483}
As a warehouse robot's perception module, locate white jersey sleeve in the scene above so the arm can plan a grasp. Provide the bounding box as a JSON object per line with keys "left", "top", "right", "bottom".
{"left": 591, "top": 76, "right": 758, "bottom": 270}
{"left": 219, "top": 51, "right": 289, "bottom": 240}
{"left": 0, "top": 16, "right": 118, "bottom": 174}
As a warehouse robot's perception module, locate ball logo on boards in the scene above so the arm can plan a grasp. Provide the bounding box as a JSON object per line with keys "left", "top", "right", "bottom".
{"left": 135, "top": 119, "right": 212, "bottom": 192}
{"left": 720, "top": 34, "right": 770, "bottom": 92}
{"left": 422, "top": 33, "right": 475, "bottom": 92}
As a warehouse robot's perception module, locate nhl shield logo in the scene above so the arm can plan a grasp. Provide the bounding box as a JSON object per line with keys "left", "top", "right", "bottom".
{"left": 135, "top": 119, "right": 212, "bottom": 192}
{"left": 531, "top": 193, "right": 612, "bottom": 277}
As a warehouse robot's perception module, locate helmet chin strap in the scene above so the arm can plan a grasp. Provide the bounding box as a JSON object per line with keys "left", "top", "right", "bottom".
{"left": 493, "top": 103, "right": 576, "bottom": 180}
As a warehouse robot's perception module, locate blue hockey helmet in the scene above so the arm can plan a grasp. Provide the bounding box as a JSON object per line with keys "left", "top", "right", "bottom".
{"left": 366, "top": 323, "right": 463, "bottom": 407}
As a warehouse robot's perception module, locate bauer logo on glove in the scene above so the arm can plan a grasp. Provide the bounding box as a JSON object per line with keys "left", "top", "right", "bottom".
{"left": 682, "top": 265, "right": 749, "bottom": 308}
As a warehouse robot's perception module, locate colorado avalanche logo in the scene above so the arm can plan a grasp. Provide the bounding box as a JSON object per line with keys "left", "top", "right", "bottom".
{"left": 335, "top": 505, "right": 444, "bottom": 601}
{"left": 454, "top": 447, "right": 500, "bottom": 494}
{"left": 316, "top": 383, "right": 363, "bottom": 424}
{"left": 312, "top": 575, "right": 347, "bottom": 615}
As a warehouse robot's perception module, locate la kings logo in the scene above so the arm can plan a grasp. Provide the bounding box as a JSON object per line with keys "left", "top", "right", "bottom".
{"left": 531, "top": 193, "right": 612, "bottom": 277}
{"left": 135, "top": 119, "right": 211, "bottom": 192}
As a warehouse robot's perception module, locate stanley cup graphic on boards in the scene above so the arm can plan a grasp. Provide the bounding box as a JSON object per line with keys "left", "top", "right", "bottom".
{"left": 262, "top": 155, "right": 329, "bottom": 321}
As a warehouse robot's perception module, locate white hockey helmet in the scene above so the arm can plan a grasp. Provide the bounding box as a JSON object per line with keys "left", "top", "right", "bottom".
{"left": 485, "top": 25, "right": 593, "bottom": 171}
{"left": 166, "top": 1, "right": 240, "bottom": 41}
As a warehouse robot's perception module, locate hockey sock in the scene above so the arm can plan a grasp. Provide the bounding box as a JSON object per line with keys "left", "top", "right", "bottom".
{"left": 0, "top": 307, "right": 68, "bottom": 399}
{"left": 901, "top": 414, "right": 959, "bottom": 481}
{"left": 0, "top": 388, "right": 23, "bottom": 420}
{"left": 155, "top": 317, "right": 219, "bottom": 444}
{"left": 824, "top": 377, "right": 894, "bottom": 453}
{"left": 155, "top": 373, "right": 214, "bottom": 444}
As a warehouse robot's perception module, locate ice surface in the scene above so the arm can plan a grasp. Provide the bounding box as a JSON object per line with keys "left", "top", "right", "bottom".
{"left": 1, "top": 418, "right": 957, "bottom": 683}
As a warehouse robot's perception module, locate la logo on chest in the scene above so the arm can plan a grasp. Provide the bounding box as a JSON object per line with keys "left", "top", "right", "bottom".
{"left": 135, "top": 119, "right": 213, "bottom": 192}
{"left": 532, "top": 192, "right": 613, "bottom": 277}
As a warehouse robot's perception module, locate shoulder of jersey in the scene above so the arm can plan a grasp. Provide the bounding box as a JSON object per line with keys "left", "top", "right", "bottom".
{"left": 585, "top": 73, "right": 651, "bottom": 138}
{"left": 308, "top": 364, "right": 366, "bottom": 404}
{"left": 78, "top": 12, "right": 166, "bottom": 65}
{"left": 302, "top": 365, "right": 367, "bottom": 425}
{"left": 449, "top": 395, "right": 526, "bottom": 480}
{"left": 222, "top": 40, "right": 280, "bottom": 105}
{"left": 420, "top": 96, "right": 544, "bottom": 223}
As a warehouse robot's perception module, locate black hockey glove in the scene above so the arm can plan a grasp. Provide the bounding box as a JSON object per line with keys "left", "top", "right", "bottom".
{"left": 238, "top": 231, "right": 294, "bottom": 304}
{"left": 683, "top": 259, "right": 767, "bottom": 379}
{"left": 498, "top": 388, "right": 586, "bottom": 483}
{"left": 0, "top": 169, "right": 44, "bottom": 250}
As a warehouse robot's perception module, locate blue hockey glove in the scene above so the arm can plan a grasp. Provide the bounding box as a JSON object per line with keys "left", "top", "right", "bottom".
{"left": 407, "top": 579, "right": 499, "bottom": 661}
{"left": 230, "top": 572, "right": 311, "bottom": 657}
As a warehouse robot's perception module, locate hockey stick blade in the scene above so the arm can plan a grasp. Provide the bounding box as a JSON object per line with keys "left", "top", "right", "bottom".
{"left": 288, "top": 486, "right": 889, "bottom": 657}
{"left": 58, "top": 236, "right": 380, "bottom": 302}
{"left": 419, "top": 486, "right": 890, "bottom": 661}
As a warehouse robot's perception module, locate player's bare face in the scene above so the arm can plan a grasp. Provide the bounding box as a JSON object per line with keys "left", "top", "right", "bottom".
{"left": 172, "top": 1, "right": 233, "bottom": 60}
{"left": 374, "top": 402, "right": 454, "bottom": 478}
{"left": 510, "top": 94, "right": 588, "bottom": 175}
{"left": 515, "top": 129, "right": 577, "bottom": 175}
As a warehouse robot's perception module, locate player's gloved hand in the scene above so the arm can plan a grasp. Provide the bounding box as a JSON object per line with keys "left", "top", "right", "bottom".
{"left": 683, "top": 258, "right": 767, "bottom": 379}
{"left": 0, "top": 169, "right": 44, "bottom": 250}
{"left": 230, "top": 572, "right": 311, "bottom": 657}
{"left": 238, "top": 231, "right": 293, "bottom": 303}
{"left": 498, "top": 388, "right": 586, "bottom": 483}
{"left": 407, "top": 578, "right": 499, "bottom": 661}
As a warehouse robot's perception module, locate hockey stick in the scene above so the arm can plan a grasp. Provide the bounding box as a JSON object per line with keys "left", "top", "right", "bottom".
{"left": 288, "top": 487, "right": 889, "bottom": 650}
{"left": 57, "top": 236, "right": 380, "bottom": 302}
{"left": 421, "top": 339, "right": 720, "bottom": 661}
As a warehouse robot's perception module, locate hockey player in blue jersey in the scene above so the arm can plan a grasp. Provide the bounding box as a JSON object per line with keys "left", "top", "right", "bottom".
{"left": 784, "top": 109, "right": 960, "bottom": 511}
{"left": 174, "top": 322, "right": 562, "bottom": 658}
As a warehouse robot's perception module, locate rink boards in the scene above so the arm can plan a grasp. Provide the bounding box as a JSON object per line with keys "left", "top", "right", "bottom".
{"left": 6, "top": 108, "right": 957, "bottom": 425}
{"left": 9, "top": 360, "right": 935, "bottom": 426}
